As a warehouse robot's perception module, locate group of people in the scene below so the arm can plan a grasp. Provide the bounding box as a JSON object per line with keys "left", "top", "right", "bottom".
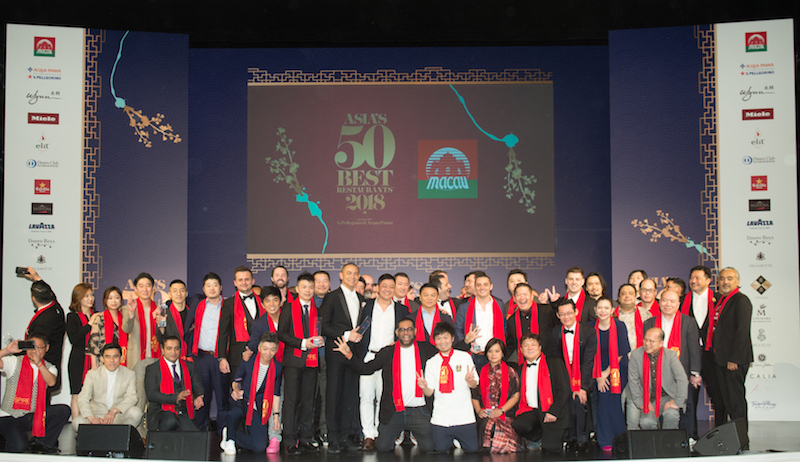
{"left": 0, "top": 262, "right": 752, "bottom": 456}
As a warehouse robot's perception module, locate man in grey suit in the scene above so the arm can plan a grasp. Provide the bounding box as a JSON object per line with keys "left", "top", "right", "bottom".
{"left": 73, "top": 344, "right": 143, "bottom": 431}
{"left": 627, "top": 327, "right": 688, "bottom": 430}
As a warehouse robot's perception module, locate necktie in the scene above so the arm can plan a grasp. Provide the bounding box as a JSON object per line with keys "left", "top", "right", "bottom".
{"left": 302, "top": 305, "right": 310, "bottom": 337}
{"left": 172, "top": 363, "right": 180, "bottom": 384}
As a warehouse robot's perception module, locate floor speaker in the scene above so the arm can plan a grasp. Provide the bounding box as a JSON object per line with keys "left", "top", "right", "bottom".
{"left": 76, "top": 424, "right": 144, "bottom": 458}
{"left": 693, "top": 418, "right": 749, "bottom": 455}
{"left": 146, "top": 431, "right": 211, "bottom": 460}
{"left": 612, "top": 429, "right": 690, "bottom": 459}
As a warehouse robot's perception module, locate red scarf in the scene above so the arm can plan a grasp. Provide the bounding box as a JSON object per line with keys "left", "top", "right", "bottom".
{"left": 402, "top": 296, "right": 410, "bottom": 307}
{"left": 191, "top": 298, "right": 219, "bottom": 357}
{"left": 159, "top": 358, "right": 193, "bottom": 419}
{"left": 169, "top": 304, "right": 188, "bottom": 360}
{"left": 438, "top": 350, "right": 455, "bottom": 393}
{"left": 264, "top": 314, "right": 284, "bottom": 362}
{"left": 574, "top": 291, "right": 586, "bottom": 320}
{"left": 517, "top": 354, "right": 553, "bottom": 414}
{"left": 13, "top": 358, "right": 47, "bottom": 437}
{"left": 639, "top": 300, "right": 660, "bottom": 318}
{"left": 246, "top": 357, "right": 276, "bottom": 426}
{"left": 465, "top": 297, "right": 505, "bottom": 344}
{"left": 656, "top": 313, "right": 683, "bottom": 358}
{"left": 104, "top": 309, "right": 128, "bottom": 366}
{"left": 78, "top": 312, "right": 92, "bottom": 381}
{"left": 514, "top": 304, "right": 539, "bottom": 364}
{"left": 642, "top": 348, "right": 663, "bottom": 417}
{"left": 285, "top": 290, "right": 295, "bottom": 305}
{"left": 393, "top": 342, "right": 422, "bottom": 411}
{"left": 234, "top": 293, "right": 264, "bottom": 342}
{"left": 705, "top": 288, "right": 739, "bottom": 352}
{"left": 615, "top": 306, "right": 644, "bottom": 348}
{"left": 593, "top": 319, "right": 621, "bottom": 394}
{"left": 136, "top": 299, "right": 160, "bottom": 360}
{"left": 415, "top": 307, "right": 440, "bottom": 345}
{"left": 441, "top": 299, "right": 457, "bottom": 317}
{"left": 507, "top": 299, "right": 517, "bottom": 318}
{"left": 25, "top": 301, "right": 55, "bottom": 336}
{"left": 292, "top": 298, "right": 318, "bottom": 367}
{"left": 681, "top": 290, "right": 714, "bottom": 317}
{"left": 562, "top": 324, "right": 581, "bottom": 392}
{"left": 479, "top": 362, "right": 509, "bottom": 421}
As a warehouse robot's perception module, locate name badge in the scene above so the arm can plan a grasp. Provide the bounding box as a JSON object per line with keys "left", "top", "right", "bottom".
{"left": 456, "top": 365, "right": 462, "bottom": 372}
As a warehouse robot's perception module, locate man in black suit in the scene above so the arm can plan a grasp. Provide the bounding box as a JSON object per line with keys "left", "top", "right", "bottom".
{"left": 549, "top": 299, "right": 596, "bottom": 453}
{"left": 333, "top": 317, "right": 438, "bottom": 452}
{"left": 683, "top": 265, "right": 715, "bottom": 439}
{"left": 429, "top": 271, "right": 461, "bottom": 318}
{"left": 512, "top": 332, "right": 569, "bottom": 455}
{"left": 702, "top": 267, "right": 753, "bottom": 435}
{"left": 643, "top": 289, "right": 701, "bottom": 438}
{"left": 393, "top": 272, "right": 419, "bottom": 312}
{"left": 277, "top": 272, "right": 322, "bottom": 454}
{"left": 539, "top": 266, "right": 597, "bottom": 324}
{"left": 320, "top": 262, "right": 365, "bottom": 453}
{"left": 155, "top": 280, "right": 190, "bottom": 359}
{"left": 22, "top": 268, "right": 66, "bottom": 391}
{"left": 144, "top": 336, "right": 205, "bottom": 431}
{"left": 414, "top": 284, "right": 455, "bottom": 344}
{"left": 218, "top": 266, "right": 264, "bottom": 377}
{"left": 354, "top": 274, "right": 410, "bottom": 450}
{"left": 506, "top": 283, "right": 557, "bottom": 365}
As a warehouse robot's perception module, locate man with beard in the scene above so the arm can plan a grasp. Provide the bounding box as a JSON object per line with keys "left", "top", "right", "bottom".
{"left": 430, "top": 271, "right": 460, "bottom": 318}
{"left": 270, "top": 266, "right": 295, "bottom": 305}
{"left": 539, "top": 267, "right": 597, "bottom": 324}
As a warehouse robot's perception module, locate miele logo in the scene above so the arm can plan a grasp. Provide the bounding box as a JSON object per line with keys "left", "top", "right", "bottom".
{"left": 28, "top": 113, "right": 59, "bottom": 124}
{"left": 742, "top": 109, "right": 773, "bottom": 121}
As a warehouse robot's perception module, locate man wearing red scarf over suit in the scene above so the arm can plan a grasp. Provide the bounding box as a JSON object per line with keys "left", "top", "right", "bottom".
{"left": 218, "top": 266, "right": 264, "bottom": 377}
{"left": 627, "top": 328, "right": 687, "bottom": 430}
{"left": 700, "top": 267, "right": 753, "bottom": 436}
{"left": 454, "top": 274, "right": 507, "bottom": 371}
{"left": 21, "top": 269, "right": 66, "bottom": 392}
{"left": 512, "top": 333, "right": 569, "bottom": 455}
{"left": 429, "top": 271, "right": 462, "bottom": 318}
{"left": 548, "top": 299, "right": 596, "bottom": 453}
{"left": 0, "top": 333, "right": 70, "bottom": 454}
{"left": 144, "top": 336, "right": 205, "bottom": 431}
{"left": 539, "top": 267, "right": 597, "bottom": 324}
{"left": 278, "top": 273, "right": 322, "bottom": 455}
{"left": 643, "top": 289, "right": 701, "bottom": 439}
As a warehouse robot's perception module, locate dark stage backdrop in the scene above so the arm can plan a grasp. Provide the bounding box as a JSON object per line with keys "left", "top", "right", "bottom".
{"left": 188, "top": 47, "right": 611, "bottom": 297}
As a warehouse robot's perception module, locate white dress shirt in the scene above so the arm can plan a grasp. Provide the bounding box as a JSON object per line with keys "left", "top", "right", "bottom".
{"left": 524, "top": 360, "right": 540, "bottom": 409}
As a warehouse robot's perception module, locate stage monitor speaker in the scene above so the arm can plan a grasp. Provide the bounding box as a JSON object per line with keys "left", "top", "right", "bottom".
{"left": 76, "top": 424, "right": 144, "bottom": 458}
{"left": 612, "top": 429, "right": 690, "bottom": 459}
{"left": 146, "top": 431, "right": 211, "bottom": 460}
{"left": 693, "top": 418, "right": 749, "bottom": 455}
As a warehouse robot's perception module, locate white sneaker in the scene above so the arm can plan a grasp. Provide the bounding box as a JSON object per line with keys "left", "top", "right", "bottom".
{"left": 689, "top": 438, "right": 697, "bottom": 450}
{"left": 223, "top": 440, "right": 237, "bottom": 456}
{"left": 395, "top": 432, "right": 404, "bottom": 446}
{"left": 453, "top": 440, "right": 461, "bottom": 449}
{"left": 220, "top": 428, "right": 228, "bottom": 451}
{"left": 409, "top": 432, "right": 417, "bottom": 446}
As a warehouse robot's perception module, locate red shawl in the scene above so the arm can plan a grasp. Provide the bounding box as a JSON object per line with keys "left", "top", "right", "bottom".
{"left": 465, "top": 297, "right": 505, "bottom": 344}
{"left": 191, "top": 298, "right": 219, "bottom": 357}
{"left": 513, "top": 304, "right": 539, "bottom": 364}
{"left": 393, "top": 342, "right": 422, "bottom": 411}
{"left": 234, "top": 293, "right": 265, "bottom": 342}
{"left": 642, "top": 348, "right": 663, "bottom": 418}
{"left": 246, "top": 357, "right": 276, "bottom": 426}
{"left": 517, "top": 354, "right": 554, "bottom": 414}
{"left": 705, "top": 288, "right": 739, "bottom": 352}
{"left": 656, "top": 313, "right": 683, "bottom": 358}
{"left": 159, "top": 358, "right": 193, "bottom": 419}
{"left": 13, "top": 358, "right": 47, "bottom": 437}
{"left": 593, "top": 319, "right": 621, "bottom": 394}
{"left": 137, "top": 299, "right": 160, "bottom": 360}
{"left": 291, "top": 298, "right": 318, "bottom": 367}
{"left": 562, "top": 324, "right": 581, "bottom": 392}
{"left": 479, "top": 362, "right": 509, "bottom": 421}
{"left": 104, "top": 309, "right": 128, "bottom": 366}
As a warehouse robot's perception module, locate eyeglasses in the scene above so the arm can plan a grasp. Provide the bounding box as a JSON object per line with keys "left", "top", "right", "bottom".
{"left": 640, "top": 288, "right": 656, "bottom": 293}
{"left": 397, "top": 327, "right": 416, "bottom": 334}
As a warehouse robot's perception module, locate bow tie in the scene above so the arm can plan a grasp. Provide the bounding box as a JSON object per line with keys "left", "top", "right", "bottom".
{"left": 564, "top": 329, "right": 574, "bottom": 335}
{"left": 241, "top": 294, "right": 254, "bottom": 301}
{"left": 526, "top": 361, "right": 538, "bottom": 367}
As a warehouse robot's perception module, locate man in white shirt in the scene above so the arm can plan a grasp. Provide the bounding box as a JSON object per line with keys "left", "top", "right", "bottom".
{"left": 73, "top": 343, "right": 142, "bottom": 431}
{"left": 418, "top": 322, "right": 478, "bottom": 453}
{"left": 0, "top": 333, "right": 70, "bottom": 453}
{"left": 454, "top": 273, "right": 506, "bottom": 371}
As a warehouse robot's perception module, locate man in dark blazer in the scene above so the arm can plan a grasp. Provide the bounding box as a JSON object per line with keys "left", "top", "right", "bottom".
{"left": 512, "top": 332, "right": 569, "bottom": 455}
{"left": 22, "top": 268, "right": 66, "bottom": 391}
{"left": 453, "top": 273, "right": 506, "bottom": 371}
{"left": 548, "top": 299, "right": 597, "bottom": 452}
{"left": 413, "top": 284, "right": 455, "bottom": 345}
{"left": 506, "top": 283, "right": 557, "bottom": 365}
{"left": 429, "top": 271, "right": 462, "bottom": 318}
{"left": 217, "top": 266, "right": 264, "bottom": 376}
{"left": 155, "top": 280, "right": 191, "bottom": 359}
{"left": 333, "top": 317, "right": 438, "bottom": 452}
{"left": 701, "top": 267, "right": 753, "bottom": 435}
{"left": 320, "top": 262, "right": 365, "bottom": 453}
{"left": 277, "top": 273, "right": 322, "bottom": 454}
{"left": 643, "top": 289, "right": 701, "bottom": 438}
{"left": 539, "top": 267, "right": 597, "bottom": 324}
{"left": 683, "top": 265, "right": 716, "bottom": 439}
{"left": 393, "top": 272, "right": 419, "bottom": 312}
{"left": 145, "top": 336, "right": 205, "bottom": 432}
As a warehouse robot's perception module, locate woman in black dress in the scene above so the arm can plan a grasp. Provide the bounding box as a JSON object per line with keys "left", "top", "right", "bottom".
{"left": 66, "top": 283, "right": 100, "bottom": 418}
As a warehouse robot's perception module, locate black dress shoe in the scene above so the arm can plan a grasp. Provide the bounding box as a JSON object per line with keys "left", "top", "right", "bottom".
{"left": 287, "top": 446, "right": 302, "bottom": 455}
{"left": 28, "top": 442, "right": 59, "bottom": 455}
{"left": 328, "top": 442, "right": 342, "bottom": 454}
{"left": 577, "top": 442, "right": 589, "bottom": 453}
{"left": 565, "top": 441, "right": 578, "bottom": 453}
{"left": 299, "top": 442, "right": 319, "bottom": 453}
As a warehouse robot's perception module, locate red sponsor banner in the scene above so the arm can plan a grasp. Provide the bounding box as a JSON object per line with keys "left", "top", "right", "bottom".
{"left": 742, "top": 108, "right": 773, "bottom": 120}
{"left": 745, "top": 32, "right": 767, "bottom": 52}
{"left": 28, "top": 113, "right": 59, "bottom": 124}
{"left": 33, "top": 36, "right": 56, "bottom": 57}
{"left": 751, "top": 175, "right": 767, "bottom": 191}
{"left": 34, "top": 180, "right": 51, "bottom": 195}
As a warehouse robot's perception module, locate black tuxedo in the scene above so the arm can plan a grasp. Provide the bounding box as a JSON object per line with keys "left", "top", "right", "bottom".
{"left": 144, "top": 359, "right": 204, "bottom": 431}
{"left": 512, "top": 355, "right": 570, "bottom": 453}
{"left": 156, "top": 301, "right": 189, "bottom": 357}
{"left": 217, "top": 294, "right": 261, "bottom": 373}
{"left": 505, "top": 304, "right": 558, "bottom": 364}
{"left": 28, "top": 301, "right": 66, "bottom": 374}
{"left": 320, "top": 287, "right": 364, "bottom": 446}
{"left": 414, "top": 308, "right": 454, "bottom": 344}
{"left": 355, "top": 299, "right": 410, "bottom": 360}
{"left": 277, "top": 301, "right": 318, "bottom": 369}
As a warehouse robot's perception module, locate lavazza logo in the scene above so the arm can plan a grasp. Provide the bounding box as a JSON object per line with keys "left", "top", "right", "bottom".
{"left": 29, "top": 222, "right": 55, "bottom": 232}
{"left": 742, "top": 108, "right": 773, "bottom": 120}
{"left": 747, "top": 219, "right": 773, "bottom": 228}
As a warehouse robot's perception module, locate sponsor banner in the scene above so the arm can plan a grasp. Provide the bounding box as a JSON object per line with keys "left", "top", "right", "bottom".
{"left": 3, "top": 24, "right": 85, "bottom": 406}
{"left": 717, "top": 19, "right": 800, "bottom": 421}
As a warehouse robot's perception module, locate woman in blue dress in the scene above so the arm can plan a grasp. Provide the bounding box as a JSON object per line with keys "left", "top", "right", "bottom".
{"left": 593, "top": 295, "right": 630, "bottom": 451}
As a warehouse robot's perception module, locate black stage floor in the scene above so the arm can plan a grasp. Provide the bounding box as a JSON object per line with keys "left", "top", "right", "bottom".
{"left": 192, "top": 421, "right": 800, "bottom": 462}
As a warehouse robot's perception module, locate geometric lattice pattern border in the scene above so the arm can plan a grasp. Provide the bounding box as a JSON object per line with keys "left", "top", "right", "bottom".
{"left": 248, "top": 256, "right": 556, "bottom": 275}
{"left": 82, "top": 29, "right": 104, "bottom": 288}
{"left": 248, "top": 66, "right": 553, "bottom": 85}
{"left": 695, "top": 24, "right": 720, "bottom": 277}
